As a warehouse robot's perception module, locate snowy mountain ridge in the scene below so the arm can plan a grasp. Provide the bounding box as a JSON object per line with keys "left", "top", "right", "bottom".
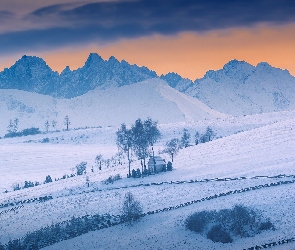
{"left": 166, "top": 60, "right": 295, "bottom": 115}
{"left": 0, "top": 53, "right": 157, "bottom": 98}
{"left": 1, "top": 55, "right": 295, "bottom": 115}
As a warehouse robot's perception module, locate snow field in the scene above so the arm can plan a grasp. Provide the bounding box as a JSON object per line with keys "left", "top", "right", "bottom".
{"left": 41, "top": 181, "right": 295, "bottom": 250}
{"left": 0, "top": 111, "right": 295, "bottom": 248}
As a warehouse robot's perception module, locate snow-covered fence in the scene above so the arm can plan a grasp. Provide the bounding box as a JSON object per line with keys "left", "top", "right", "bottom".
{"left": 243, "top": 237, "right": 295, "bottom": 249}
{"left": 0, "top": 195, "right": 53, "bottom": 210}
{"left": 0, "top": 205, "right": 24, "bottom": 216}
{"left": 62, "top": 173, "right": 295, "bottom": 198}
{"left": 138, "top": 179, "right": 295, "bottom": 217}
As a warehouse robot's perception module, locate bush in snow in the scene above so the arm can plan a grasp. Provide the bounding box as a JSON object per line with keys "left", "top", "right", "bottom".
{"left": 76, "top": 161, "right": 87, "bottom": 175}
{"left": 102, "top": 174, "right": 122, "bottom": 185}
{"left": 44, "top": 175, "right": 53, "bottom": 183}
{"left": 12, "top": 183, "right": 21, "bottom": 191}
{"left": 23, "top": 181, "right": 35, "bottom": 189}
{"left": 4, "top": 127, "right": 41, "bottom": 138}
{"left": 185, "top": 205, "right": 274, "bottom": 243}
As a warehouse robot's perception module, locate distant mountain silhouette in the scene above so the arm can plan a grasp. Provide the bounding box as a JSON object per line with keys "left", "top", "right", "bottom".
{"left": 0, "top": 53, "right": 157, "bottom": 98}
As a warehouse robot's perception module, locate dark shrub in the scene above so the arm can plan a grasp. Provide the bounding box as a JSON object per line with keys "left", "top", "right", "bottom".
{"left": 23, "top": 181, "right": 34, "bottom": 189}
{"left": 186, "top": 205, "right": 274, "bottom": 243}
{"left": 207, "top": 225, "right": 233, "bottom": 243}
{"left": 22, "top": 127, "right": 41, "bottom": 136}
{"left": 45, "top": 175, "right": 52, "bottom": 183}
{"left": 229, "top": 205, "right": 257, "bottom": 237}
{"left": 4, "top": 127, "right": 41, "bottom": 138}
{"left": 41, "top": 138, "right": 49, "bottom": 143}
{"left": 131, "top": 169, "right": 137, "bottom": 178}
{"left": 76, "top": 162, "right": 87, "bottom": 175}
{"left": 259, "top": 221, "right": 274, "bottom": 231}
{"left": 185, "top": 211, "right": 212, "bottom": 233}
{"left": 136, "top": 168, "right": 141, "bottom": 178}
{"left": 167, "top": 161, "right": 173, "bottom": 171}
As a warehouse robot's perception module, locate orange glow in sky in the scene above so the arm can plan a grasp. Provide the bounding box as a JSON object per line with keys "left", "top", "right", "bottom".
{"left": 1, "top": 24, "right": 295, "bottom": 80}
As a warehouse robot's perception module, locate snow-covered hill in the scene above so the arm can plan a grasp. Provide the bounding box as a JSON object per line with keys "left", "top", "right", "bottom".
{"left": 167, "top": 60, "right": 295, "bottom": 115}
{"left": 0, "top": 111, "right": 295, "bottom": 249}
{"left": 0, "top": 78, "right": 227, "bottom": 136}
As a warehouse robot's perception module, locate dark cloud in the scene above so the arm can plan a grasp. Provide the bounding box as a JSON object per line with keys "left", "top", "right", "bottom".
{"left": 0, "top": 10, "right": 13, "bottom": 22}
{"left": 1, "top": 0, "right": 295, "bottom": 54}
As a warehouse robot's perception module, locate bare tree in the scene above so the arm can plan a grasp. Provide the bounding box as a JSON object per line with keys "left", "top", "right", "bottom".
{"left": 164, "top": 138, "right": 180, "bottom": 162}
{"left": 14, "top": 118, "right": 19, "bottom": 132}
{"left": 95, "top": 154, "right": 103, "bottom": 170}
{"left": 121, "top": 192, "right": 143, "bottom": 223}
{"left": 64, "top": 115, "right": 71, "bottom": 131}
{"left": 181, "top": 128, "right": 191, "bottom": 148}
{"left": 131, "top": 119, "right": 149, "bottom": 173}
{"left": 194, "top": 131, "right": 200, "bottom": 145}
{"left": 7, "top": 118, "right": 19, "bottom": 133}
{"left": 7, "top": 119, "right": 14, "bottom": 133}
{"left": 144, "top": 118, "right": 161, "bottom": 158}
{"left": 52, "top": 120, "right": 57, "bottom": 131}
{"left": 205, "top": 126, "right": 216, "bottom": 141}
{"left": 116, "top": 124, "right": 133, "bottom": 177}
{"left": 45, "top": 120, "right": 50, "bottom": 133}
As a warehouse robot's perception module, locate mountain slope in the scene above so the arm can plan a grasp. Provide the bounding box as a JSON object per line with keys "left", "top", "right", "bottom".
{"left": 0, "top": 78, "right": 227, "bottom": 135}
{"left": 167, "top": 60, "right": 295, "bottom": 115}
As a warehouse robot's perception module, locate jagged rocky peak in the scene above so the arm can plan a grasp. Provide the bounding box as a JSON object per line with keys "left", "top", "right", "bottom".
{"left": 160, "top": 72, "right": 185, "bottom": 88}
{"left": 107, "top": 55, "right": 120, "bottom": 64}
{"left": 252, "top": 62, "right": 292, "bottom": 79}
{"left": 61, "top": 66, "right": 71, "bottom": 75}
{"left": 13, "top": 55, "right": 50, "bottom": 69}
{"left": 84, "top": 53, "right": 103, "bottom": 67}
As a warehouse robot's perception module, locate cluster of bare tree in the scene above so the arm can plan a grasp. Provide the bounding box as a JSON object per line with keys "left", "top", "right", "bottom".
{"left": 163, "top": 126, "right": 216, "bottom": 162}
{"left": 116, "top": 118, "right": 161, "bottom": 177}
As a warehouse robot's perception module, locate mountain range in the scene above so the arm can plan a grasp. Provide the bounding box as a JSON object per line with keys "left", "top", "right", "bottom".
{"left": 1, "top": 53, "right": 295, "bottom": 116}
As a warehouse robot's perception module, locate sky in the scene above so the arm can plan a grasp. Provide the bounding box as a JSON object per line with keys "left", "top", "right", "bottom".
{"left": 0, "top": 0, "right": 295, "bottom": 80}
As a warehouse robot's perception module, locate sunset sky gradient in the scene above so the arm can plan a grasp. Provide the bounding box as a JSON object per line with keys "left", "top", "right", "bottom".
{"left": 0, "top": 0, "right": 295, "bottom": 80}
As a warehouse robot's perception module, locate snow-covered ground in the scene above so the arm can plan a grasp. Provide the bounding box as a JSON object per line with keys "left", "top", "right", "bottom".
{"left": 0, "top": 110, "right": 295, "bottom": 249}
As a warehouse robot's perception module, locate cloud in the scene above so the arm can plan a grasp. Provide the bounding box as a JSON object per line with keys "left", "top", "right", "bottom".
{"left": 0, "top": 0, "right": 295, "bottom": 54}
{"left": 0, "top": 10, "right": 13, "bottom": 21}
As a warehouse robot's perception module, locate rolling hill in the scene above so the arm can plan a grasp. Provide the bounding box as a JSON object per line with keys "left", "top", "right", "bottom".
{"left": 0, "top": 78, "right": 227, "bottom": 136}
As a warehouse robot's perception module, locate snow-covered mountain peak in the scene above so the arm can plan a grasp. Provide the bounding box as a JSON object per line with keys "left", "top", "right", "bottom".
{"left": 223, "top": 59, "right": 254, "bottom": 72}
{"left": 177, "top": 60, "right": 295, "bottom": 115}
